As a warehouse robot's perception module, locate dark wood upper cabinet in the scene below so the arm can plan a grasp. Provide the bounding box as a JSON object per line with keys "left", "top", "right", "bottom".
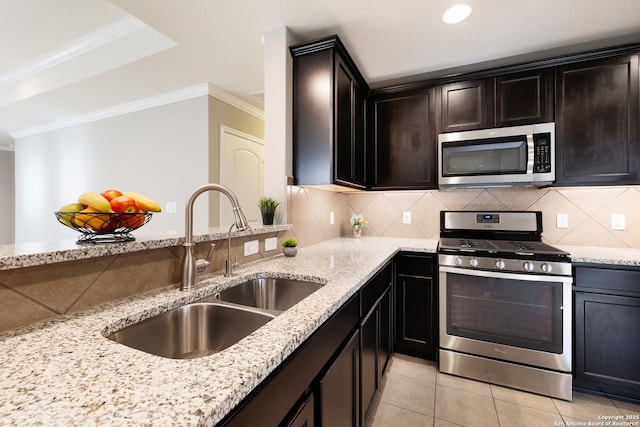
{"left": 291, "top": 35, "right": 368, "bottom": 189}
{"left": 369, "top": 89, "right": 437, "bottom": 189}
{"left": 441, "top": 69, "right": 553, "bottom": 132}
{"left": 440, "top": 80, "right": 490, "bottom": 132}
{"left": 494, "top": 69, "right": 554, "bottom": 127}
{"left": 555, "top": 54, "right": 639, "bottom": 185}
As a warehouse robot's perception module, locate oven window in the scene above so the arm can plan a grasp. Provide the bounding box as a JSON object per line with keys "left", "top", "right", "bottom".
{"left": 442, "top": 136, "right": 527, "bottom": 176}
{"left": 446, "top": 273, "right": 563, "bottom": 353}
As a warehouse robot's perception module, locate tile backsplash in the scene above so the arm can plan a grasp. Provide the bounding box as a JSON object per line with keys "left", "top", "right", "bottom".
{"left": 290, "top": 185, "right": 640, "bottom": 249}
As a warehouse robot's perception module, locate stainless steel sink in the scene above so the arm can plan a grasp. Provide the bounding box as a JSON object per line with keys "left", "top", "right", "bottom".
{"left": 201, "top": 277, "right": 323, "bottom": 312}
{"left": 107, "top": 303, "right": 274, "bottom": 359}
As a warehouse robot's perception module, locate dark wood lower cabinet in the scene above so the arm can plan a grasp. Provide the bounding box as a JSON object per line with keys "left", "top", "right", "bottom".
{"left": 394, "top": 252, "right": 438, "bottom": 359}
{"left": 287, "top": 393, "right": 315, "bottom": 427}
{"left": 319, "top": 331, "right": 360, "bottom": 427}
{"left": 361, "top": 306, "right": 379, "bottom": 426}
{"left": 573, "top": 264, "right": 640, "bottom": 401}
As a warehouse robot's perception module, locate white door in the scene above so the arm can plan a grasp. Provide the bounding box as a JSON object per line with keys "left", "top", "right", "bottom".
{"left": 219, "top": 126, "right": 264, "bottom": 227}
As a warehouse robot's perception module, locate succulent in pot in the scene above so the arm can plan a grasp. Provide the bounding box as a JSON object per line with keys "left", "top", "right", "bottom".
{"left": 257, "top": 197, "right": 280, "bottom": 225}
{"left": 282, "top": 238, "right": 298, "bottom": 257}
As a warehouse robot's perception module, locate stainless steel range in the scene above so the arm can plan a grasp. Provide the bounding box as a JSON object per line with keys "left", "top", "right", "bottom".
{"left": 438, "top": 211, "right": 573, "bottom": 401}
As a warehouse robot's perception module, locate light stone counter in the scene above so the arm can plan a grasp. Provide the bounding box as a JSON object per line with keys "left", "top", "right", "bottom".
{"left": 559, "top": 245, "right": 640, "bottom": 267}
{"left": 0, "top": 237, "right": 437, "bottom": 426}
{"left": 0, "top": 224, "right": 291, "bottom": 271}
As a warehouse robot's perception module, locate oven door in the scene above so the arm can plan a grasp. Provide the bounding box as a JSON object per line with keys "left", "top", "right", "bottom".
{"left": 439, "top": 266, "right": 572, "bottom": 372}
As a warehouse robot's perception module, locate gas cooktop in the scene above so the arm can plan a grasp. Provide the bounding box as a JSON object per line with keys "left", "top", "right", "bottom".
{"left": 439, "top": 238, "right": 570, "bottom": 258}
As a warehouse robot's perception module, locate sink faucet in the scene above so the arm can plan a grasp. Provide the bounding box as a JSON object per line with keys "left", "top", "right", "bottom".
{"left": 181, "top": 184, "right": 252, "bottom": 291}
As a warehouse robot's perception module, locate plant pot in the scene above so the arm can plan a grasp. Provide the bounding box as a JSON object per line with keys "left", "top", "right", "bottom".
{"left": 261, "top": 213, "right": 274, "bottom": 225}
{"left": 283, "top": 247, "right": 297, "bottom": 257}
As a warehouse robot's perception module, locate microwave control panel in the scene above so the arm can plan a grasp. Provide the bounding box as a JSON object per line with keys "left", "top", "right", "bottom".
{"left": 533, "top": 133, "right": 552, "bottom": 173}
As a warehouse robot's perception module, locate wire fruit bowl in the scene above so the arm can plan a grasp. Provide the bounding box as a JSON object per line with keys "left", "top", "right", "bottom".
{"left": 55, "top": 211, "right": 152, "bottom": 244}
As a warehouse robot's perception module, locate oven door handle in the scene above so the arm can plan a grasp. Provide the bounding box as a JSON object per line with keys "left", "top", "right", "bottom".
{"left": 439, "top": 265, "right": 572, "bottom": 284}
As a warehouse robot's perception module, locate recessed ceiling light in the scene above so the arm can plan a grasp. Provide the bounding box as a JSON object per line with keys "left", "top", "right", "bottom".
{"left": 442, "top": 4, "right": 472, "bottom": 24}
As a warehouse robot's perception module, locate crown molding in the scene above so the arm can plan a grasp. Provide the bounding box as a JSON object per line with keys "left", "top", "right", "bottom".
{"left": 9, "top": 83, "right": 265, "bottom": 139}
{"left": 0, "top": 16, "right": 146, "bottom": 89}
{"left": 9, "top": 84, "right": 210, "bottom": 139}
{"left": 207, "top": 84, "right": 265, "bottom": 120}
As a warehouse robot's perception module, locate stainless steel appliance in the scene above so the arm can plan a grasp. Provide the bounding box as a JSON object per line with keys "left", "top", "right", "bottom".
{"left": 438, "top": 210, "right": 573, "bottom": 400}
{"left": 438, "top": 122, "right": 555, "bottom": 188}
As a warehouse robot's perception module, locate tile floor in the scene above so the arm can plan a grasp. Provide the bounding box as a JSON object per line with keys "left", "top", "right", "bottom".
{"left": 371, "top": 354, "right": 640, "bottom": 427}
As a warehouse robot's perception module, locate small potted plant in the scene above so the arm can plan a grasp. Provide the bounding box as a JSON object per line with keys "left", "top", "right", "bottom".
{"left": 350, "top": 212, "right": 367, "bottom": 238}
{"left": 282, "top": 238, "right": 298, "bottom": 257}
{"left": 258, "top": 197, "right": 280, "bottom": 225}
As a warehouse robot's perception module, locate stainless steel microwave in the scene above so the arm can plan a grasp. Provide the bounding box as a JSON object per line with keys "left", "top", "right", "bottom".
{"left": 438, "top": 122, "right": 555, "bottom": 188}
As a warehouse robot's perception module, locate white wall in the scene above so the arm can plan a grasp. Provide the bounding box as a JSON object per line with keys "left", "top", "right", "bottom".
{"left": 0, "top": 150, "right": 14, "bottom": 244}
{"left": 14, "top": 97, "right": 210, "bottom": 243}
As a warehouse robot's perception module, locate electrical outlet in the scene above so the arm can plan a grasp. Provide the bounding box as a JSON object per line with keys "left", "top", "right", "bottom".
{"left": 166, "top": 202, "right": 177, "bottom": 214}
{"left": 556, "top": 213, "right": 569, "bottom": 229}
{"left": 329, "top": 211, "right": 335, "bottom": 225}
{"left": 402, "top": 211, "right": 412, "bottom": 224}
{"left": 611, "top": 214, "right": 626, "bottom": 231}
{"left": 243, "top": 240, "right": 259, "bottom": 256}
{"left": 264, "top": 237, "right": 277, "bottom": 251}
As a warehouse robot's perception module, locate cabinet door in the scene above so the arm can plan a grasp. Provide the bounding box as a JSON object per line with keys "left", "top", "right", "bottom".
{"left": 360, "top": 307, "right": 379, "bottom": 427}
{"left": 286, "top": 393, "right": 315, "bottom": 427}
{"left": 441, "top": 80, "right": 490, "bottom": 132}
{"left": 369, "top": 90, "right": 436, "bottom": 189}
{"left": 319, "top": 330, "right": 360, "bottom": 427}
{"left": 494, "top": 69, "right": 553, "bottom": 127}
{"left": 378, "top": 285, "right": 393, "bottom": 378}
{"left": 574, "top": 292, "right": 640, "bottom": 400}
{"left": 394, "top": 253, "right": 437, "bottom": 359}
{"left": 555, "top": 54, "right": 639, "bottom": 185}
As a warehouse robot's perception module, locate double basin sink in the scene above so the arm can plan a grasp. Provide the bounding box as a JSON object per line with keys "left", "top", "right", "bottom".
{"left": 107, "top": 277, "right": 323, "bottom": 359}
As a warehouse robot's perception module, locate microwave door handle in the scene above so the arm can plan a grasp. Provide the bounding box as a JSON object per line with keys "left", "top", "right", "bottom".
{"left": 526, "top": 134, "right": 534, "bottom": 174}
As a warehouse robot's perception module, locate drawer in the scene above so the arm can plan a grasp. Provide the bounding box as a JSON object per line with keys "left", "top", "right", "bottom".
{"left": 574, "top": 265, "right": 640, "bottom": 295}
{"left": 396, "top": 252, "right": 434, "bottom": 277}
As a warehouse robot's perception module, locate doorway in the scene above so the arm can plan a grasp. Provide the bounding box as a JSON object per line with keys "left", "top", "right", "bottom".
{"left": 219, "top": 126, "right": 264, "bottom": 227}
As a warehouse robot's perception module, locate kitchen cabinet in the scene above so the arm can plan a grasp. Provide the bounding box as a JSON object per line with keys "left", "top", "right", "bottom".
{"left": 440, "top": 79, "right": 490, "bottom": 132}
{"left": 573, "top": 264, "right": 640, "bottom": 401}
{"left": 494, "top": 69, "right": 554, "bottom": 127}
{"left": 555, "top": 54, "right": 639, "bottom": 185}
{"left": 394, "top": 252, "right": 438, "bottom": 359}
{"left": 368, "top": 89, "right": 437, "bottom": 189}
{"left": 319, "top": 330, "right": 360, "bottom": 427}
{"left": 286, "top": 393, "right": 315, "bottom": 427}
{"left": 360, "top": 262, "right": 393, "bottom": 426}
{"left": 291, "top": 35, "right": 368, "bottom": 189}
{"left": 440, "top": 69, "right": 553, "bottom": 132}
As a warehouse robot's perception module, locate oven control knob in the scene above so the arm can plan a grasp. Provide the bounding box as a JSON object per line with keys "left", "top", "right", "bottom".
{"left": 495, "top": 259, "right": 506, "bottom": 270}
{"left": 541, "top": 263, "right": 552, "bottom": 273}
{"left": 469, "top": 258, "right": 479, "bottom": 267}
{"left": 523, "top": 261, "right": 534, "bottom": 272}
{"left": 454, "top": 257, "right": 463, "bottom": 266}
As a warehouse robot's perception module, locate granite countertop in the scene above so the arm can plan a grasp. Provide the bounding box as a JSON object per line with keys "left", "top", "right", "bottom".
{"left": 0, "top": 237, "right": 437, "bottom": 426}
{"left": 0, "top": 224, "right": 292, "bottom": 271}
{"left": 558, "top": 245, "right": 640, "bottom": 267}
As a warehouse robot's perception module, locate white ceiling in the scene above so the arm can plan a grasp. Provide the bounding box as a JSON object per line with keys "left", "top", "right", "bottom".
{"left": 2, "top": 0, "right": 640, "bottom": 146}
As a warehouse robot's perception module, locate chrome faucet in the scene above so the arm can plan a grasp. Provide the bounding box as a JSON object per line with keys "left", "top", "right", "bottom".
{"left": 180, "top": 184, "right": 252, "bottom": 291}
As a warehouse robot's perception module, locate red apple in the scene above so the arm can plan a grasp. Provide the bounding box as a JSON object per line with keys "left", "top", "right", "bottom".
{"left": 100, "top": 189, "right": 123, "bottom": 202}
{"left": 110, "top": 196, "right": 139, "bottom": 213}
{"left": 117, "top": 213, "right": 146, "bottom": 230}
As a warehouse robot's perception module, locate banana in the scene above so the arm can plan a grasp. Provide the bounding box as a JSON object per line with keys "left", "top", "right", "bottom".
{"left": 56, "top": 203, "right": 84, "bottom": 228}
{"left": 122, "top": 191, "right": 161, "bottom": 212}
{"left": 58, "top": 202, "right": 84, "bottom": 213}
{"left": 78, "top": 192, "right": 112, "bottom": 212}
